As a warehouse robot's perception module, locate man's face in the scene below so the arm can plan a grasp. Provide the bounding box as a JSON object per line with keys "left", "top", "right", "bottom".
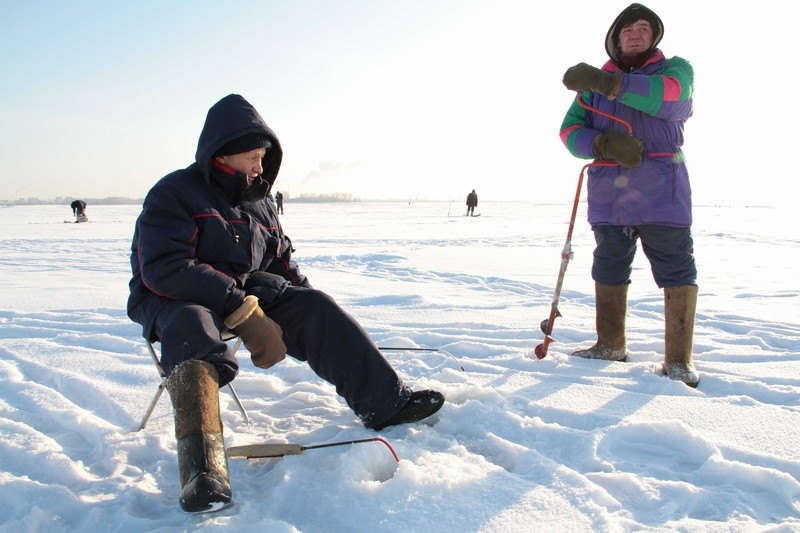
{"left": 619, "top": 19, "right": 653, "bottom": 54}
{"left": 216, "top": 148, "right": 266, "bottom": 186}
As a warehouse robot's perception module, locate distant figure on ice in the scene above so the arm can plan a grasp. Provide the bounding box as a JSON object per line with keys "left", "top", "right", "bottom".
{"left": 70, "top": 200, "right": 88, "bottom": 223}
{"left": 559, "top": 3, "right": 698, "bottom": 386}
{"left": 127, "top": 94, "right": 444, "bottom": 513}
{"left": 466, "top": 189, "right": 478, "bottom": 216}
{"left": 275, "top": 190, "right": 284, "bottom": 214}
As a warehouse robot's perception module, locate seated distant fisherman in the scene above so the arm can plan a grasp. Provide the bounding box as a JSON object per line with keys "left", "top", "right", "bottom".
{"left": 127, "top": 93, "right": 445, "bottom": 513}
{"left": 70, "top": 200, "right": 88, "bottom": 223}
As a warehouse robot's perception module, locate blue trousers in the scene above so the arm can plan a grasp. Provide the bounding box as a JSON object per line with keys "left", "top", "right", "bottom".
{"left": 590, "top": 224, "right": 697, "bottom": 288}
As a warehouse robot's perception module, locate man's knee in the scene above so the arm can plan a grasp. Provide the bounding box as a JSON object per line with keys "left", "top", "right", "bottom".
{"left": 640, "top": 226, "right": 697, "bottom": 288}
{"left": 157, "top": 304, "right": 239, "bottom": 386}
{"left": 591, "top": 225, "right": 637, "bottom": 285}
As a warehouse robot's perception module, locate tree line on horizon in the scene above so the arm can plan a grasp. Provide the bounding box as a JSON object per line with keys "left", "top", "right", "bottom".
{"left": 0, "top": 193, "right": 362, "bottom": 207}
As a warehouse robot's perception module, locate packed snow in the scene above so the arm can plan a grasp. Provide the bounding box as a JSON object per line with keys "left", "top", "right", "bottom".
{"left": 1, "top": 201, "right": 798, "bottom": 532}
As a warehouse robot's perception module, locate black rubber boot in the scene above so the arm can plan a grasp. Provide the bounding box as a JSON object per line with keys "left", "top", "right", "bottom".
{"left": 372, "top": 390, "right": 445, "bottom": 431}
{"left": 176, "top": 433, "right": 232, "bottom": 513}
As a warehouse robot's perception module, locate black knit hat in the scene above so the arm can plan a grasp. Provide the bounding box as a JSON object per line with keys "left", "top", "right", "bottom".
{"left": 215, "top": 133, "right": 272, "bottom": 157}
{"left": 605, "top": 3, "right": 663, "bottom": 60}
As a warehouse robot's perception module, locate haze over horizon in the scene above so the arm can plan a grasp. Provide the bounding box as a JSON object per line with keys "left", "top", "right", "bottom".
{"left": 1, "top": 1, "right": 791, "bottom": 206}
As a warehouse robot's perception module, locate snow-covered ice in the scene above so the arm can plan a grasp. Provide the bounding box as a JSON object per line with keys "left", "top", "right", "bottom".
{"left": 1, "top": 201, "right": 798, "bottom": 532}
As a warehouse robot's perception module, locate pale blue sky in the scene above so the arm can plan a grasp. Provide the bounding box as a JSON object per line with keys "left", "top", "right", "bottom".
{"left": 0, "top": 1, "right": 790, "bottom": 205}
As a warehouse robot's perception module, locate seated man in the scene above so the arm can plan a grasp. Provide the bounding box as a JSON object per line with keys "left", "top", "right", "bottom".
{"left": 70, "top": 199, "right": 88, "bottom": 222}
{"left": 127, "top": 94, "right": 444, "bottom": 513}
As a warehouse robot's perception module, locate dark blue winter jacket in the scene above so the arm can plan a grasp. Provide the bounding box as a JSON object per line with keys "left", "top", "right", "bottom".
{"left": 127, "top": 94, "right": 308, "bottom": 342}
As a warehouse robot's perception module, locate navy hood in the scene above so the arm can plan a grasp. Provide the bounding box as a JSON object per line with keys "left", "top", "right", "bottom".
{"left": 195, "top": 94, "right": 283, "bottom": 188}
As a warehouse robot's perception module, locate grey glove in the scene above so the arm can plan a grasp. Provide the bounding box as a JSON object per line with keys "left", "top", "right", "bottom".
{"left": 594, "top": 133, "right": 643, "bottom": 168}
{"left": 224, "top": 295, "right": 286, "bottom": 369}
{"left": 563, "top": 63, "right": 621, "bottom": 98}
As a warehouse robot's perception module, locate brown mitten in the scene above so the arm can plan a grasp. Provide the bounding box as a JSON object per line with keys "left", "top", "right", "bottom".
{"left": 563, "top": 62, "right": 621, "bottom": 98}
{"left": 224, "top": 295, "right": 286, "bottom": 369}
{"left": 594, "top": 132, "right": 643, "bottom": 168}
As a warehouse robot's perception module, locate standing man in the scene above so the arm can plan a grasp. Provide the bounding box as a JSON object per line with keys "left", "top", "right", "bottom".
{"left": 275, "top": 190, "right": 284, "bottom": 214}
{"left": 466, "top": 189, "right": 478, "bottom": 216}
{"left": 128, "top": 94, "right": 444, "bottom": 513}
{"left": 559, "top": 3, "right": 699, "bottom": 386}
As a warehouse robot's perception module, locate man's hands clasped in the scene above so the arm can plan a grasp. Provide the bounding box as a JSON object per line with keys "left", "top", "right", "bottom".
{"left": 562, "top": 62, "right": 642, "bottom": 168}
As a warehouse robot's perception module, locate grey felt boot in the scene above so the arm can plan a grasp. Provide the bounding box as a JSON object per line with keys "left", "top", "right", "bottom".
{"left": 167, "top": 359, "right": 232, "bottom": 513}
{"left": 572, "top": 282, "right": 628, "bottom": 361}
{"left": 663, "top": 285, "right": 700, "bottom": 387}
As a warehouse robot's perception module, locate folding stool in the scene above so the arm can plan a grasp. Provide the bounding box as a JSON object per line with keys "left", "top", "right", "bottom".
{"left": 138, "top": 334, "right": 250, "bottom": 430}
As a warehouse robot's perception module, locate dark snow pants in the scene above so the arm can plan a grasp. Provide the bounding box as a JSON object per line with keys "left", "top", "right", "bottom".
{"left": 154, "top": 286, "right": 411, "bottom": 428}
{"left": 590, "top": 224, "right": 697, "bottom": 288}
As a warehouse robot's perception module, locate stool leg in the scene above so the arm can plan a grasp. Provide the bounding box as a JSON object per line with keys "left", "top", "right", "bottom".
{"left": 225, "top": 337, "right": 249, "bottom": 424}
{"left": 225, "top": 384, "right": 249, "bottom": 425}
{"left": 139, "top": 377, "right": 167, "bottom": 431}
{"left": 140, "top": 338, "right": 251, "bottom": 430}
{"left": 139, "top": 341, "right": 169, "bottom": 431}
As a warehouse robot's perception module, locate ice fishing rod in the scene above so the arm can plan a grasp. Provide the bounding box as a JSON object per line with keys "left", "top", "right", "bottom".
{"left": 227, "top": 437, "right": 399, "bottom": 461}
{"left": 533, "top": 93, "right": 632, "bottom": 359}
{"left": 378, "top": 346, "right": 466, "bottom": 372}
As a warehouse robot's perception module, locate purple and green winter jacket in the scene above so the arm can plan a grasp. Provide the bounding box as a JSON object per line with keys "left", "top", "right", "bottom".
{"left": 559, "top": 50, "right": 694, "bottom": 227}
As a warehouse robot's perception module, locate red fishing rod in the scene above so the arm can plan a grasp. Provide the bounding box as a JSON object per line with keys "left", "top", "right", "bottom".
{"left": 533, "top": 94, "right": 631, "bottom": 359}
